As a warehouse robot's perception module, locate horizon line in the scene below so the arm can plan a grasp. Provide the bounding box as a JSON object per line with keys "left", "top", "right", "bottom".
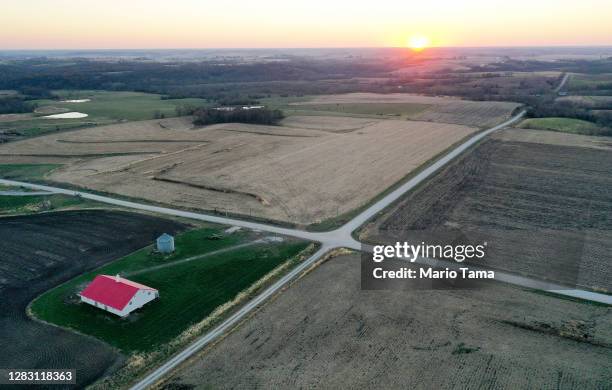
{"left": 1, "top": 44, "right": 612, "bottom": 52}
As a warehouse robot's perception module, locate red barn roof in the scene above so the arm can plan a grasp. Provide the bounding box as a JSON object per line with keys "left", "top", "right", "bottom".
{"left": 80, "top": 275, "right": 157, "bottom": 311}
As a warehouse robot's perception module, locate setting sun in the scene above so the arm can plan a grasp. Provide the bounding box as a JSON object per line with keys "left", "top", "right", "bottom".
{"left": 408, "top": 35, "right": 430, "bottom": 51}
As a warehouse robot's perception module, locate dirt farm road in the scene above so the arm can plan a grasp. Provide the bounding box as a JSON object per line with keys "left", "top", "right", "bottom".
{"left": 2, "top": 110, "right": 611, "bottom": 389}
{"left": 554, "top": 72, "right": 570, "bottom": 93}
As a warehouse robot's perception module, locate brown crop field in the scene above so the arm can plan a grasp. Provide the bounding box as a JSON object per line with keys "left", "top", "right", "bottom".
{"left": 290, "top": 93, "right": 521, "bottom": 127}
{"left": 496, "top": 127, "right": 612, "bottom": 149}
{"left": 0, "top": 113, "right": 34, "bottom": 123}
{"left": 363, "top": 128, "right": 612, "bottom": 292}
{"left": 280, "top": 115, "right": 380, "bottom": 132}
{"left": 162, "top": 253, "right": 612, "bottom": 389}
{"left": 0, "top": 116, "right": 478, "bottom": 225}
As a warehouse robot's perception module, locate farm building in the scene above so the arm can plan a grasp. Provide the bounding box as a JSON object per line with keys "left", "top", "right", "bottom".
{"left": 156, "top": 233, "right": 175, "bottom": 253}
{"left": 79, "top": 275, "right": 159, "bottom": 317}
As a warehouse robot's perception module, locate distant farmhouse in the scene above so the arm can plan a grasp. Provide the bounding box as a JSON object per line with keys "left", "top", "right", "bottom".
{"left": 212, "top": 105, "right": 265, "bottom": 111}
{"left": 79, "top": 275, "right": 159, "bottom": 317}
{"left": 156, "top": 233, "right": 175, "bottom": 253}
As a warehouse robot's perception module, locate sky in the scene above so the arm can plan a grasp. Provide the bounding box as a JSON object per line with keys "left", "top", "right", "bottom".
{"left": 1, "top": 0, "right": 611, "bottom": 49}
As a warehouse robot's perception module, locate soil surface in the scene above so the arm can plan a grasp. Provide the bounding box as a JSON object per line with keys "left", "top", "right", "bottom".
{"left": 164, "top": 254, "right": 612, "bottom": 389}
{"left": 364, "top": 129, "right": 612, "bottom": 292}
{"left": 291, "top": 93, "right": 520, "bottom": 127}
{"left": 0, "top": 210, "right": 186, "bottom": 388}
{"left": 0, "top": 117, "right": 477, "bottom": 225}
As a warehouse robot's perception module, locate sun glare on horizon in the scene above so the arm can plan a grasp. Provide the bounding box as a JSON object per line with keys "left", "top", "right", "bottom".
{"left": 408, "top": 35, "right": 430, "bottom": 51}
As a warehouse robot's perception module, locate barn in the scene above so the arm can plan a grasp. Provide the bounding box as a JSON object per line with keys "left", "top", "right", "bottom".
{"left": 156, "top": 233, "right": 175, "bottom": 253}
{"left": 79, "top": 274, "right": 159, "bottom": 317}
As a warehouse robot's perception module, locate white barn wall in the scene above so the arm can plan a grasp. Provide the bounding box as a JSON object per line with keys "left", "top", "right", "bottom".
{"left": 127, "top": 289, "right": 159, "bottom": 314}
{"left": 79, "top": 288, "right": 159, "bottom": 317}
{"left": 80, "top": 296, "right": 125, "bottom": 317}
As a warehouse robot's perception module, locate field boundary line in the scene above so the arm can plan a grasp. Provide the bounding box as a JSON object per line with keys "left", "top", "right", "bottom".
{"left": 4, "top": 110, "right": 612, "bottom": 390}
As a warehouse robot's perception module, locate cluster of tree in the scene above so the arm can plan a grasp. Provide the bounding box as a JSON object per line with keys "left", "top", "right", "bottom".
{"left": 193, "top": 107, "right": 284, "bottom": 126}
{"left": 594, "top": 83, "right": 612, "bottom": 91}
{"left": 0, "top": 58, "right": 396, "bottom": 100}
{"left": 18, "top": 86, "right": 54, "bottom": 99}
{"left": 0, "top": 96, "right": 36, "bottom": 114}
{"left": 471, "top": 58, "right": 612, "bottom": 75}
{"left": 478, "top": 60, "right": 562, "bottom": 73}
{"left": 174, "top": 104, "right": 199, "bottom": 116}
{"left": 2, "top": 55, "right": 609, "bottom": 125}
{"left": 563, "top": 59, "right": 612, "bottom": 75}
{"left": 393, "top": 74, "right": 555, "bottom": 102}
{"left": 159, "top": 79, "right": 370, "bottom": 102}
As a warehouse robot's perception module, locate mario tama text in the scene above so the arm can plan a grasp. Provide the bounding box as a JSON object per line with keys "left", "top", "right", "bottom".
{"left": 362, "top": 242, "right": 495, "bottom": 290}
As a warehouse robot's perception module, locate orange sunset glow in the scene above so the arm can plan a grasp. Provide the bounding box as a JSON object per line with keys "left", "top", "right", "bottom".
{"left": 1, "top": 0, "right": 611, "bottom": 49}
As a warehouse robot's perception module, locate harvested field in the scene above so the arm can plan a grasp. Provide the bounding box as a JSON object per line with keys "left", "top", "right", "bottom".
{"left": 0, "top": 117, "right": 203, "bottom": 157}
{"left": 391, "top": 60, "right": 472, "bottom": 74}
{"left": 0, "top": 113, "right": 34, "bottom": 122}
{"left": 0, "top": 210, "right": 186, "bottom": 388}
{"left": 413, "top": 100, "right": 520, "bottom": 128}
{"left": 286, "top": 102, "right": 431, "bottom": 118}
{"left": 34, "top": 106, "right": 70, "bottom": 115}
{"left": 280, "top": 115, "right": 378, "bottom": 132}
{"left": 290, "top": 93, "right": 521, "bottom": 127}
{"left": 0, "top": 116, "right": 478, "bottom": 225}
{"left": 496, "top": 128, "right": 612, "bottom": 150}
{"left": 164, "top": 254, "right": 612, "bottom": 389}
{"left": 364, "top": 128, "right": 612, "bottom": 292}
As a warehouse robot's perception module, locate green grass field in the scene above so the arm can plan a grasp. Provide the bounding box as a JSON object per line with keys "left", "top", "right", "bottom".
{"left": 520, "top": 117, "right": 611, "bottom": 136}
{"left": 31, "top": 227, "right": 310, "bottom": 353}
{"left": 1, "top": 117, "right": 110, "bottom": 137}
{"left": 0, "top": 90, "right": 208, "bottom": 138}
{"left": 567, "top": 73, "right": 612, "bottom": 92}
{"left": 0, "top": 193, "right": 87, "bottom": 215}
{"left": 34, "top": 91, "right": 207, "bottom": 121}
{"left": 0, "top": 163, "right": 62, "bottom": 180}
{"left": 0, "top": 164, "right": 102, "bottom": 213}
{"left": 0, "top": 183, "right": 32, "bottom": 191}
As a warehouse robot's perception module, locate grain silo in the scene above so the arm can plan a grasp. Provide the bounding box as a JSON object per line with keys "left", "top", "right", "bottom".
{"left": 156, "top": 233, "right": 175, "bottom": 254}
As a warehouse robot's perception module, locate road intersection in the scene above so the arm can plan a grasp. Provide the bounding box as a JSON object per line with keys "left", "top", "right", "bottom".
{"left": 2, "top": 110, "right": 610, "bottom": 389}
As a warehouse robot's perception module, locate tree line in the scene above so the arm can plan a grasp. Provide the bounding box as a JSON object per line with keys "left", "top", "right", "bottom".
{"left": 193, "top": 107, "right": 284, "bottom": 126}
{"left": 0, "top": 96, "right": 37, "bottom": 114}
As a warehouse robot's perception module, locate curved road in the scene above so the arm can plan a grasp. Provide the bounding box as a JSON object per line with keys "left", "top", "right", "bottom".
{"left": 2, "top": 110, "right": 610, "bottom": 389}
